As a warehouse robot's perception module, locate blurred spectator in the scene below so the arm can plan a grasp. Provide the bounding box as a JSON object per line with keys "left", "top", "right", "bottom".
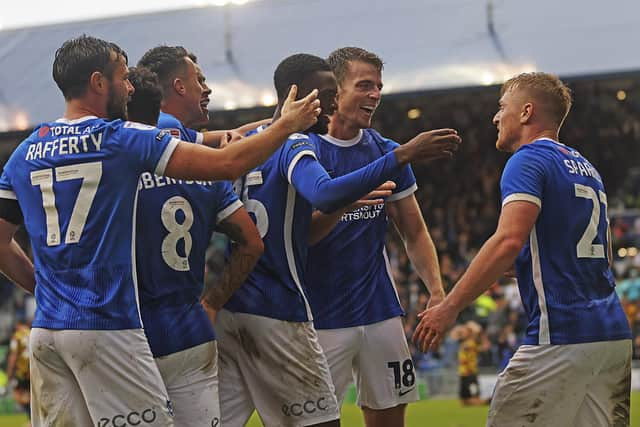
{"left": 7, "top": 316, "right": 31, "bottom": 425}
{"left": 450, "top": 321, "right": 490, "bottom": 406}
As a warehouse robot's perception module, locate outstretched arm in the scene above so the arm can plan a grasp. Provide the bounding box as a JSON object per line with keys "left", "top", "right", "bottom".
{"left": 292, "top": 152, "right": 401, "bottom": 213}
{"left": 292, "top": 128, "right": 460, "bottom": 213}
{"left": 412, "top": 200, "right": 539, "bottom": 352}
{"left": 200, "top": 119, "right": 271, "bottom": 148}
{"left": 201, "top": 207, "right": 263, "bottom": 323}
{"left": 165, "top": 86, "right": 320, "bottom": 181}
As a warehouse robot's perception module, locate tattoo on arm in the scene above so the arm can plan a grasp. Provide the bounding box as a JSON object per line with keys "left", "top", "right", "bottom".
{"left": 218, "top": 220, "right": 249, "bottom": 246}
{"left": 201, "top": 219, "right": 259, "bottom": 310}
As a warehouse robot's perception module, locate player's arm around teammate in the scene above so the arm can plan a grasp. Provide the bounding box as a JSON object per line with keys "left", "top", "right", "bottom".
{"left": 0, "top": 84, "right": 315, "bottom": 298}
{"left": 200, "top": 119, "right": 271, "bottom": 148}
{"left": 165, "top": 85, "right": 320, "bottom": 181}
{"left": 201, "top": 207, "right": 264, "bottom": 324}
{"left": 307, "top": 127, "right": 461, "bottom": 245}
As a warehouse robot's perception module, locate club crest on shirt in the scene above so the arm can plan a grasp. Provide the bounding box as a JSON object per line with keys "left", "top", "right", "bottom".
{"left": 161, "top": 128, "right": 181, "bottom": 138}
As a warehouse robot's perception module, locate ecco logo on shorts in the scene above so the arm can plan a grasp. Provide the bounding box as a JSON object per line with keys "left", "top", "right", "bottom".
{"left": 281, "top": 397, "right": 328, "bottom": 417}
{"left": 97, "top": 408, "right": 157, "bottom": 427}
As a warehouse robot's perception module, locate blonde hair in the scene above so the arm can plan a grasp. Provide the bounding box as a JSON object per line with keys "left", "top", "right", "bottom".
{"left": 501, "top": 72, "right": 572, "bottom": 128}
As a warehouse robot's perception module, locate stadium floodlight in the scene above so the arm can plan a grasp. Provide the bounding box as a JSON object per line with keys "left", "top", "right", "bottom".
{"left": 407, "top": 108, "right": 422, "bottom": 120}
{"left": 260, "top": 93, "right": 277, "bottom": 107}
{"left": 481, "top": 72, "right": 495, "bottom": 86}
{"left": 223, "top": 100, "right": 237, "bottom": 110}
{"left": 13, "top": 111, "right": 29, "bottom": 131}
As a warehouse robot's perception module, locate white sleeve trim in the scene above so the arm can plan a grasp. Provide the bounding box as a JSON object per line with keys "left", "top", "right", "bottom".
{"left": 502, "top": 193, "right": 541, "bottom": 208}
{"left": 0, "top": 189, "right": 17, "bottom": 200}
{"left": 195, "top": 131, "right": 204, "bottom": 145}
{"left": 386, "top": 183, "right": 417, "bottom": 202}
{"left": 287, "top": 150, "right": 317, "bottom": 184}
{"left": 154, "top": 138, "right": 180, "bottom": 176}
{"left": 216, "top": 199, "right": 243, "bottom": 224}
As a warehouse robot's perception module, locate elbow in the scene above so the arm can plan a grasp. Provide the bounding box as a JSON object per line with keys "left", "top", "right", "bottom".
{"left": 498, "top": 235, "right": 526, "bottom": 259}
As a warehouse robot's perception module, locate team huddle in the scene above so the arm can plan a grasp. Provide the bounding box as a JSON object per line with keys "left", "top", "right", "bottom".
{"left": 0, "top": 35, "right": 631, "bottom": 427}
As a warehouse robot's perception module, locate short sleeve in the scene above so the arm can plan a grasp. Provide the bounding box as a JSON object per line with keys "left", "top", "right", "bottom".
{"left": 186, "top": 128, "right": 203, "bottom": 144}
{"left": 0, "top": 163, "right": 16, "bottom": 201}
{"left": 214, "top": 181, "right": 243, "bottom": 224}
{"left": 500, "top": 145, "right": 546, "bottom": 208}
{"left": 118, "top": 121, "right": 179, "bottom": 176}
{"left": 279, "top": 133, "right": 318, "bottom": 184}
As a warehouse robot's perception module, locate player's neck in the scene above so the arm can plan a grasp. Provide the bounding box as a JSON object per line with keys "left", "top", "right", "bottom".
{"left": 160, "top": 102, "right": 189, "bottom": 127}
{"left": 328, "top": 116, "right": 360, "bottom": 140}
{"left": 63, "top": 99, "right": 103, "bottom": 121}
{"left": 516, "top": 129, "right": 559, "bottom": 150}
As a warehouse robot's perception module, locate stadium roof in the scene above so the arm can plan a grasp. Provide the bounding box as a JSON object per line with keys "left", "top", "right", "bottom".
{"left": 0, "top": 0, "right": 638, "bottom": 131}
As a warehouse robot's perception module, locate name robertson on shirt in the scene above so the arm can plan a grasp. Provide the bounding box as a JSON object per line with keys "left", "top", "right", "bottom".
{"left": 138, "top": 172, "right": 214, "bottom": 190}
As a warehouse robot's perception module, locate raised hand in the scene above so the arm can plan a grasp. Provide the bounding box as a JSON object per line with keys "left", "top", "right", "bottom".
{"left": 395, "top": 129, "right": 462, "bottom": 165}
{"left": 279, "top": 85, "right": 321, "bottom": 133}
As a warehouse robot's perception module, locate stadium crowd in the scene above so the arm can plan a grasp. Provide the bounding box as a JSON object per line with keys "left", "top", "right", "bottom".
{"left": 211, "top": 74, "right": 640, "bottom": 373}
{"left": 0, "top": 72, "right": 639, "bottom": 404}
{"left": 208, "top": 74, "right": 640, "bottom": 374}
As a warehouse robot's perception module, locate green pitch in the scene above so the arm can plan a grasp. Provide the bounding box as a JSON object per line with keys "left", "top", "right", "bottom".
{"left": 3, "top": 393, "right": 640, "bottom": 426}
{"left": 246, "top": 392, "right": 640, "bottom": 426}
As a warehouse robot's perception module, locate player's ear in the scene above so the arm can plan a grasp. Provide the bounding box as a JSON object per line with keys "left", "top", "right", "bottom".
{"left": 173, "top": 78, "right": 186, "bottom": 96}
{"left": 89, "top": 71, "right": 106, "bottom": 95}
{"left": 520, "top": 102, "right": 533, "bottom": 124}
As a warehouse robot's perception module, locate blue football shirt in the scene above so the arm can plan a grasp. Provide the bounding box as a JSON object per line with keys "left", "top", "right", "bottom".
{"left": 0, "top": 116, "right": 177, "bottom": 330}
{"left": 224, "top": 128, "right": 319, "bottom": 321}
{"left": 501, "top": 138, "right": 631, "bottom": 345}
{"left": 136, "top": 112, "right": 242, "bottom": 357}
{"left": 224, "top": 126, "right": 406, "bottom": 322}
{"left": 306, "top": 129, "right": 417, "bottom": 329}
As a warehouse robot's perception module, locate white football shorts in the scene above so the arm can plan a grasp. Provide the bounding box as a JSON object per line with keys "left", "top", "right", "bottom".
{"left": 487, "top": 339, "right": 631, "bottom": 427}
{"left": 30, "top": 328, "right": 174, "bottom": 426}
{"left": 215, "top": 309, "right": 340, "bottom": 427}
{"left": 316, "top": 316, "right": 419, "bottom": 410}
{"left": 155, "top": 340, "right": 219, "bottom": 427}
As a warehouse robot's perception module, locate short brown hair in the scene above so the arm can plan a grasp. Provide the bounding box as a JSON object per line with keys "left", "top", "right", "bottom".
{"left": 326, "top": 47, "right": 384, "bottom": 86}
{"left": 501, "top": 72, "right": 572, "bottom": 128}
